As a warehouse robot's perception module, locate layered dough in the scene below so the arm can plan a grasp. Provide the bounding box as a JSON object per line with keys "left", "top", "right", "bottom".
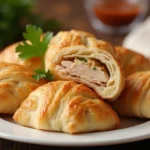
{"left": 45, "top": 30, "right": 117, "bottom": 71}
{"left": 112, "top": 71, "right": 150, "bottom": 118}
{"left": 0, "top": 42, "right": 42, "bottom": 70}
{"left": 45, "top": 45, "right": 125, "bottom": 101}
{"left": 115, "top": 46, "right": 150, "bottom": 77}
{"left": 0, "top": 62, "right": 46, "bottom": 114}
{"left": 13, "top": 81, "right": 120, "bottom": 134}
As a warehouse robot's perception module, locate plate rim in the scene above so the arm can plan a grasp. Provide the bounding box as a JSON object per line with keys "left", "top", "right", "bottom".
{"left": 0, "top": 117, "right": 150, "bottom": 147}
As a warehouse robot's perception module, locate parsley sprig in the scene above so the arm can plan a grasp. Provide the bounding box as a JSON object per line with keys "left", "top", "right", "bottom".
{"left": 32, "top": 69, "right": 54, "bottom": 81}
{"left": 16, "top": 25, "right": 54, "bottom": 81}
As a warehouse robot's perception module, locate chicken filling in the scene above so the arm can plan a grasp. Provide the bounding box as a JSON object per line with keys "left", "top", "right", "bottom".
{"left": 56, "top": 57, "right": 109, "bottom": 86}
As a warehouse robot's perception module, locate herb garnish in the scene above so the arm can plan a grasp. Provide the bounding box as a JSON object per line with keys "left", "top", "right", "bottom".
{"left": 16, "top": 25, "right": 54, "bottom": 81}
{"left": 32, "top": 69, "right": 54, "bottom": 81}
{"left": 78, "top": 57, "right": 87, "bottom": 62}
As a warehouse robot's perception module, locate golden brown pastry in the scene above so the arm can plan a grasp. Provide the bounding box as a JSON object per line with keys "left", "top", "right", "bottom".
{"left": 0, "top": 42, "right": 42, "bottom": 70}
{"left": 45, "top": 30, "right": 117, "bottom": 71}
{"left": 115, "top": 46, "right": 150, "bottom": 77}
{"left": 0, "top": 62, "right": 46, "bottom": 114}
{"left": 112, "top": 71, "right": 150, "bottom": 118}
{"left": 45, "top": 45, "right": 125, "bottom": 101}
{"left": 13, "top": 81, "right": 120, "bottom": 134}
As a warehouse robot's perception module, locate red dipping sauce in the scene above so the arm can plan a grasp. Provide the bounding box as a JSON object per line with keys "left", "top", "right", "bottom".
{"left": 93, "top": 1, "right": 140, "bottom": 27}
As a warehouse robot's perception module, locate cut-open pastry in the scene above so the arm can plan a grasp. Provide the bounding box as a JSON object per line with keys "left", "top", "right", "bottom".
{"left": 0, "top": 62, "right": 46, "bottom": 114}
{"left": 45, "top": 45, "right": 125, "bottom": 101}
{"left": 45, "top": 30, "right": 117, "bottom": 71}
{"left": 115, "top": 46, "right": 150, "bottom": 77}
{"left": 0, "top": 42, "right": 42, "bottom": 70}
{"left": 112, "top": 71, "right": 150, "bottom": 118}
{"left": 13, "top": 81, "right": 120, "bottom": 134}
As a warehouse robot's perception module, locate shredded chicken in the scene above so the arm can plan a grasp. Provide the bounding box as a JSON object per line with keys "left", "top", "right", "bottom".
{"left": 56, "top": 58, "right": 109, "bottom": 85}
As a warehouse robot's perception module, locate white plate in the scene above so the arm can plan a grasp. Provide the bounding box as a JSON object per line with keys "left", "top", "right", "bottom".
{"left": 1, "top": 18, "right": 150, "bottom": 146}
{"left": 0, "top": 115, "right": 150, "bottom": 146}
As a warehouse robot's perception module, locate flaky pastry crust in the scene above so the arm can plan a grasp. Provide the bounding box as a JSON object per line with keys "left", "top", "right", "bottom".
{"left": 13, "top": 81, "right": 120, "bottom": 134}
{"left": 0, "top": 62, "right": 46, "bottom": 114}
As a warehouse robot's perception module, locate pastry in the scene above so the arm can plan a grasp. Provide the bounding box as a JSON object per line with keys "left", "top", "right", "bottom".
{"left": 45, "top": 30, "right": 117, "bottom": 71}
{"left": 45, "top": 45, "right": 125, "bottom": 101}
{"left": 112, "top": 71, "right": 150, "bottom": 118}
{"left": 0, "top": 62, "right": 46, "bottom": 114}
{"left": 115, "top": 46, "right": 150, "bottom": 77}
{"left": 0, "top": 42, "right": 42, "bottom": 70}
{"left": 13, "top": 81, "right": 120, "bottom": 134}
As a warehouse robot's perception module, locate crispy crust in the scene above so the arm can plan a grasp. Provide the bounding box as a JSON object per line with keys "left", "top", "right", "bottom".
{"left": 115, "top": 46, "right": 150, "bottom": 77}
{"left": 112, "top": 71, "right": 150, "bottom": 118}
{"left": 13, "top": 81, "right": 120, "bottom": 134}
{"left": 0, "top": 62, "right": 46, "bottom": 114}
{"left": 45, "top": 30, "right": 117, "bottom": 71}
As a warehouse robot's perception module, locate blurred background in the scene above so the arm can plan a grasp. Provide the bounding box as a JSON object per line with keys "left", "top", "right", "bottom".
{"left": 0, "top": 0, "right": 150, "bottom": 50}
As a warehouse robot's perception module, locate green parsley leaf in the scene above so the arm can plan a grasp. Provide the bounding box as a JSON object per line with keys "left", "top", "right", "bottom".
{"left": 78, "top": 57, "right": 87, "bottom": 62}
{"left": 16, "top": 24, "right": 54, "bottom": 81}
{"left": 16, "top": 25, "right": 53, "bottom": 60}
{"left": 45, "top": 70, "right": 54, "bottom": 81}
{"left": 32, "top": 69, "right": 54, "bottom": 81}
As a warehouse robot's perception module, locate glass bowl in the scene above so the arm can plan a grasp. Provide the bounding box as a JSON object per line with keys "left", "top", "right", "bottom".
{"left": 84, "top": 0, "right": 150, "bottom": 34}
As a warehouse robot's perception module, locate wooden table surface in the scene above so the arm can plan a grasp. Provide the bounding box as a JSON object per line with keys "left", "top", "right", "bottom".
{"left": 0, "top": 0, "right": 150, "bottom": 149}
